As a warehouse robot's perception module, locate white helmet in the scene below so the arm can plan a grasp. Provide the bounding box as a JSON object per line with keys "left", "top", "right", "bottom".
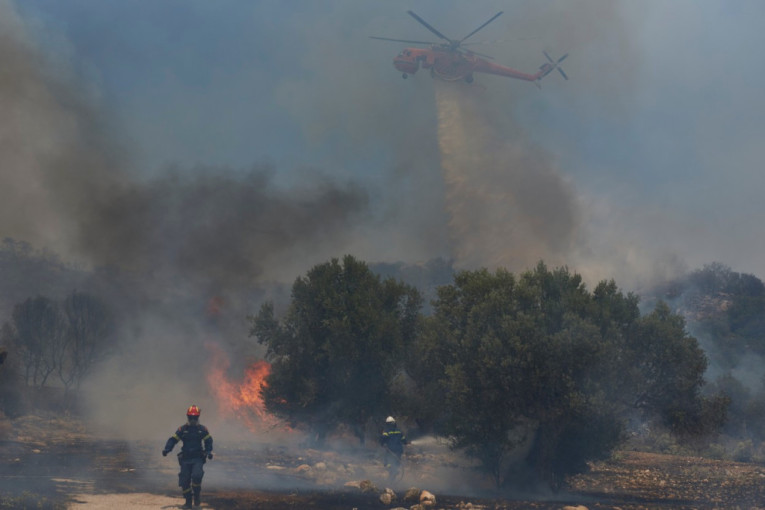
{"left": 385, "top": 416, "right": 396, "bottom": 424}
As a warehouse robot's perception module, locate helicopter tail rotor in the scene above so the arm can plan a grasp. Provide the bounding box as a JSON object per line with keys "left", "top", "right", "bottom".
{"left": 538, "top": 50, "right": 569, "bottom": 84}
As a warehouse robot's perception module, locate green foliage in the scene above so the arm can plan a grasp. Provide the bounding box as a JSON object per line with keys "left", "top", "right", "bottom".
{"left": 707, "top": 372, "right": 765, "bottom": 443}
{"left": 650, "top": 263, "right": 765, "bottom": 450}
{"left": 412, "top": 262, "right": 716, "bottom": 488}
{"left": 250, "top": 255, "right": 421, "bottom": 443}
{"left": 686, "top": 263, "right": 765, "bottom": 360}
{"left": 621, "top": 302, "right": 706, "bottom": 414}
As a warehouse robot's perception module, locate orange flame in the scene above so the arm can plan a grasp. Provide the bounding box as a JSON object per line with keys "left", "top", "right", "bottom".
{"left": 205, "top": 342, "right": 279, "bottom": 430}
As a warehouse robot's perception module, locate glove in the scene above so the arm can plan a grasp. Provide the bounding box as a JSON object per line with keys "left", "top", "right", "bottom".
{"left": 162, "top": 449, "right": 170, "bottom": 457}
{"left": 206, "top": 452, "right": 213, "bottom": 460}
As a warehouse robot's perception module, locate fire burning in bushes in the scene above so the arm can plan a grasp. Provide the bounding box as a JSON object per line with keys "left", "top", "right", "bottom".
{"left": 205, "top": 342, "right": 280, "bottom": 431}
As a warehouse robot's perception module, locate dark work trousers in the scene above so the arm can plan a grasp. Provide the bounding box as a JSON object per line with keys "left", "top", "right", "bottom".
{"left": 178, "top": 455, "right": 205, "bottom": 494}
{"left": 384, "top": 448, "right": 402, "bottom": 480}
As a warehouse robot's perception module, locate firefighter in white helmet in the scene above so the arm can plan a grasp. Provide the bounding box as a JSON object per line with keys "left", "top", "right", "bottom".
{"left": 379, "top": 416, "right": 408, "bottom": 481}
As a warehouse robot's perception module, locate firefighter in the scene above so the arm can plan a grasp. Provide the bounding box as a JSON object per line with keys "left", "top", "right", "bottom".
{"left": 162, "top": 405, "right": 213, "bottom": 508}
{"left": 379, "top": 416, "right": 408, "bottom": 481}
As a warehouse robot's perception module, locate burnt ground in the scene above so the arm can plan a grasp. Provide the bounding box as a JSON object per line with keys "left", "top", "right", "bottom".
{"left": 2, "top": 416, "right": 765, "bottom": 509}
{"left": 204, "top": 450, "right": 765, "bottom": 510}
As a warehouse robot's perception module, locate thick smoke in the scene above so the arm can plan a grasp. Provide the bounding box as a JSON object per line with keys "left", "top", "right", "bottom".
{"left": 0, "top": 1, "right": 367, "bottom": 290}
{"left": 76, "top": 167, "right": 367, "bottom": 289}
{"left": 0, "top": 0, "right": 368, "bottom": 438}
{"left": 0, "top": 1, "right": 110, "bottom": 255}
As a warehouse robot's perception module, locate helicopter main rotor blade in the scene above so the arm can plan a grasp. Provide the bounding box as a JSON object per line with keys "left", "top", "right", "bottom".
{"left": 465, "top": 49, "right": 495, "bottom": 60}
{"left": 369, "top": 36, "right": 437, "bottom": 45}
{"left": 460, "top": 11, "right": 503, "bottom": 43}
{"left": 407, "top": 10, "right": 452, "bottom": 43}
{"left": 463, "top": 36, "right": 539, "bottom": 46}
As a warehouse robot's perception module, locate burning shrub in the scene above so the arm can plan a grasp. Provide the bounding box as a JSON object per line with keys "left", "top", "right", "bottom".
{"left": 205, "top": 343, "right": 279, "bottom": 431}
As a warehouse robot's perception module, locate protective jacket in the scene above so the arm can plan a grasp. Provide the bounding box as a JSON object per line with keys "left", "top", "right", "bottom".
{"left": 164, "top": 423, "right": 213, "bottom": 459}
{"left": 379, "top": 424, "right": 407, "bottom": 456}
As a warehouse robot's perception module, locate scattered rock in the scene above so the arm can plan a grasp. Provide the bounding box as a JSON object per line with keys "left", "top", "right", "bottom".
{"left": 359, "top": 479, "right": 378, "bottom": 493}
{"left": 419, "top": 490, "right": 436, "bottom": 507}
{"left": 295, "top": 464, "right": 311, "bottom": 474}
{"left": 457, "top": 503, "right": 485, "bottom": 510}
{"left": 380, "top": 492, "right": 393, "bottom": 505}
{"left": 404, "top": 487, "right": 421, "bottom": 502}
{"left": 314, "top": 461, "right": 327, "bottom": 471}
{"left": 561, "top": 506, "right": 588, "bottom": 510}
{"left": 318, "top": 472, "right": 338, "bottom": 485}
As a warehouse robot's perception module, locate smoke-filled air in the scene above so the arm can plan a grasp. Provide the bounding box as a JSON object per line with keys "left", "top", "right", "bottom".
{"left": 3, "top": 0, "right": 765, "bottom": 507}
{"left": 434, "top": 81, "right": 579, "bottom": 270}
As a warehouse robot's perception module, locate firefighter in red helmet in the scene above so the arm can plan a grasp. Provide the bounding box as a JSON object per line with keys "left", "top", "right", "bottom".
{"left": 163, "top": 405, "right": 213, "bottom": 508}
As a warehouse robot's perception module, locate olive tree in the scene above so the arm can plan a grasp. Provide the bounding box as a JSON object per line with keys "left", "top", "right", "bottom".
{"left": 250, "top": 255, "right": 422, "bottom": 444}
{"left": 413, "top": 263, "right": 721, "bottom": 488}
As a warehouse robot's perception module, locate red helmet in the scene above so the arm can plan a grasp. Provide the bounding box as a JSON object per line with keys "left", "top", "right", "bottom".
{"left": 186, "top": 405, "right": 201, "bottom": 417}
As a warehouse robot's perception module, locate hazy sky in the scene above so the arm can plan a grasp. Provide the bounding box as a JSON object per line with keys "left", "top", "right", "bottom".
{"left": 5, "top": 0, "right": 765, "bottom": 290}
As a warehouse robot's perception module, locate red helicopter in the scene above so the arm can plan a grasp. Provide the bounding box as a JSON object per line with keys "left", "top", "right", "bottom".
{"left": 371, "top": 11, "right": 569, "bottom": 87}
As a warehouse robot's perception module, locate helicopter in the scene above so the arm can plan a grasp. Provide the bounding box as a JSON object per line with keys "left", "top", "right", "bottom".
{"left": 371, "top": 10, "right": 569, "bottom": 87}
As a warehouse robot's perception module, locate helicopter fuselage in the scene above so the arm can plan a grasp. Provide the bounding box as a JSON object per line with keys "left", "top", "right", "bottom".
{"left": 393, "top": 46, "right": 547, "bottom": 83}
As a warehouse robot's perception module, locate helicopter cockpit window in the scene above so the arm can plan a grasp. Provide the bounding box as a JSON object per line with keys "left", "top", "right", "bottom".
{"left": 403, "top": 50, "right": 412, "bottom": 57}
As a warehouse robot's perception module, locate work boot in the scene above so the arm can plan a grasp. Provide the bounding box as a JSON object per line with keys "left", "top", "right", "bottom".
{"left": 183, "top": 494, "right": 192, "bottom": 509}
{"left": 193, "top": 485, "right": 201, "bottom": 506}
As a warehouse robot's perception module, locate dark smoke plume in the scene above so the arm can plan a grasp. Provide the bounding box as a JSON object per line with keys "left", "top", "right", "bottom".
{"left": 0, "top": 1, "right": 368, "bottom": 292}
{"left": 75, "top": 167, "right": 367, "bottom": 290}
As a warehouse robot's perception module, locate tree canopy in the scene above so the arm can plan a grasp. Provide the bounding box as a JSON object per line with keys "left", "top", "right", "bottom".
{"left": 411, "top": 263, "right": 719, "bottom": 487}
{"left": 250, "top": 254, "right": 422, "bottom": 443}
